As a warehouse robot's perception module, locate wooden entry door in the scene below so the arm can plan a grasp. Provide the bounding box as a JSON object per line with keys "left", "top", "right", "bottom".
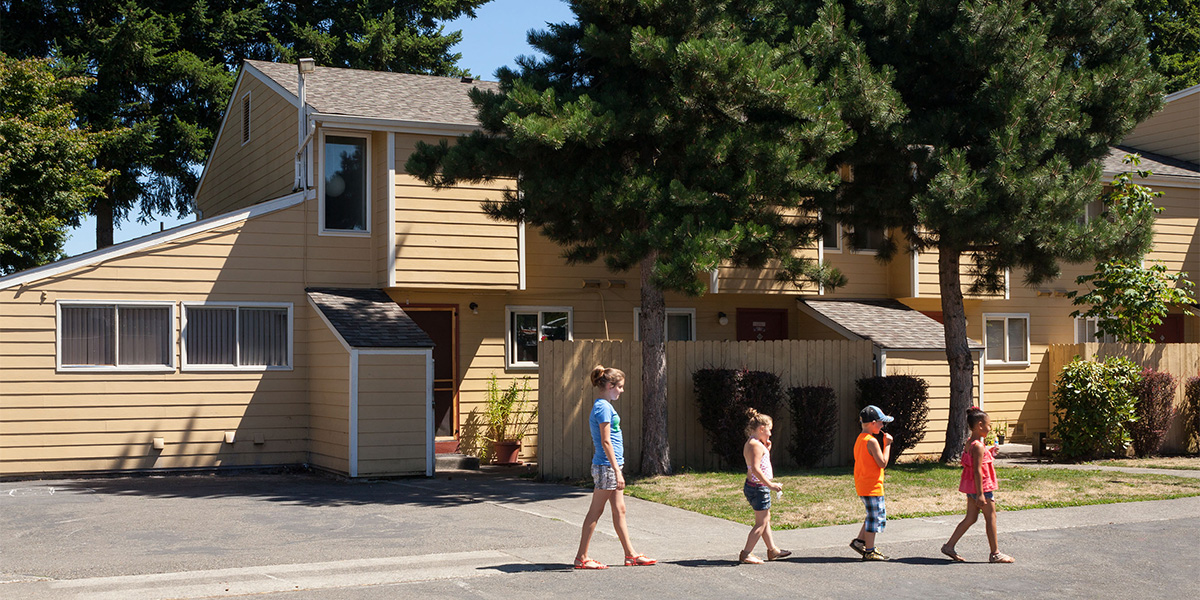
{"left": 736, "top": 308, "right": 788, "bottom": 341}
{"left": 402, "top": 307, "right": 459, "bottom": 439}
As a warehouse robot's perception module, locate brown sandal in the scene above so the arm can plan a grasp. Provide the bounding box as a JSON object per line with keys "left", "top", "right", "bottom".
{"left": 739, "top": 550, "right": 764, "bottom": 564}
{"left": 767, "top": 548, "right": 792, "bottom": 561}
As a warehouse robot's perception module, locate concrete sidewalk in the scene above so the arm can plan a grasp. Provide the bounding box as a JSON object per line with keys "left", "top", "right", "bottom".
{"left": 2, "top": 469, "right": 1197, "bottom": 599}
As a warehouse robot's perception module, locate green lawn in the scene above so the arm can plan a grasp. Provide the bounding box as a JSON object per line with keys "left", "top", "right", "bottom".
{"left": 622, "top": 463, "right": 1200, "bottom": 529}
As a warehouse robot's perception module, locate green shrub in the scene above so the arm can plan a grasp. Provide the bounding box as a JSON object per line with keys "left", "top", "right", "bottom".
{"left": 693, "top": 368, "right": 785, "bottom": 468}
{"left": 1129, "top": 369, "right": 1177, "bottom": 457}
{"left": 1185, "top": 377, "right": 1200, "bottom": 454}
{"left": 787, "top": 385, "right": 838, "bottom": 467}
{"left": 1051, "top": 357, "right": 1140, "bottom": 461}
{"left": 854, "top": 375, "right": 929, "bottom": 466}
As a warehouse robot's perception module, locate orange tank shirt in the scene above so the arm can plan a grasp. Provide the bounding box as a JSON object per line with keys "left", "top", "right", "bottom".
{"left": 853, "top": 432, "right": 885, "bottom": 496}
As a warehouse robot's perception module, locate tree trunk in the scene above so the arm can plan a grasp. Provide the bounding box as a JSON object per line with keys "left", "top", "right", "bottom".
{"left": 938, "top": 246, "right": 975, "bottom": 463}
{"left": 95, "top": 197, "right": 114, "bottom": 249}
{"left": 638, "top": 251, "right": 671, "bottom": 475}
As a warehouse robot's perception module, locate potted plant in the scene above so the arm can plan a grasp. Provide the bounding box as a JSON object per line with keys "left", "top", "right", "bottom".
{"left": 993, "top": 420, "right": 1008, "bottom": 445}
{"left": 484, "top": 374, "right": 537, "bottom": 465}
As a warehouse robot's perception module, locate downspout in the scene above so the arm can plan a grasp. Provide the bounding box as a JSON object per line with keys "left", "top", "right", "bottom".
{"left": 295, "top": 58, "right": 315, "bottom": 193}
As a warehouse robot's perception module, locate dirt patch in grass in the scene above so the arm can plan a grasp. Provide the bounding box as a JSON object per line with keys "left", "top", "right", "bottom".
{"left": 623, "top": 464, "right": 1200, "bottom": 529}
{"left": 1088, "top": 456, "right": 1200, "bottom": 471}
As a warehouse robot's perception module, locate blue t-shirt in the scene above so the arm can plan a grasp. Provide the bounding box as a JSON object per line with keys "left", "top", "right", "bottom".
{"left": 589, "top": 398, "right": 624, "bottom": 467}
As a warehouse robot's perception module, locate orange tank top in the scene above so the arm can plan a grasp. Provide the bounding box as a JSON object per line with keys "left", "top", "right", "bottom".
{"left": 854, "top": 432, "right": 885, "bottom": 496}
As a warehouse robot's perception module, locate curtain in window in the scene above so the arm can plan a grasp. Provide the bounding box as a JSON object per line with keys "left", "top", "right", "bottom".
{"left": 187, "top": 307, "right": 236, "bottom": 364}
{"left": 118, "top": 306, "right": 171, "bottom": 366}
{"left": 1007, "top": 318, "right": 1027, "bottom": 362}
{"left": 240, "top": 308, "right": 288, "bottom": 366}
{"left": 513, "top": 312, "right": 539, "bottom": 363}
{"left": 61, "top": 306, "right": 114, "bottom": 365}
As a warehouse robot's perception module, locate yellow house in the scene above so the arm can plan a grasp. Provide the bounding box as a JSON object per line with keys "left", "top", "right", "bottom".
{"left": 1, "top": 61, "right": 1195, "bottom": 477}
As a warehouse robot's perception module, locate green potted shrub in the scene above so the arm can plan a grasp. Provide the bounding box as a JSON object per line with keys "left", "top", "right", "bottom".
{"left": 484, "top": 374, "right": 537, "bottom": 465}
{"left": 992, "top": 420, "right": 1008, "bottom": 445}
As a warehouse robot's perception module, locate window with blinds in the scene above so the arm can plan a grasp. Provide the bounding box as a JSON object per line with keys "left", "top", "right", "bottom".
{"left": 183, "top": 304, "right": 291, "bottom": 369}
{"left": 58, "top": 303, "right": 173, "bottom": 369}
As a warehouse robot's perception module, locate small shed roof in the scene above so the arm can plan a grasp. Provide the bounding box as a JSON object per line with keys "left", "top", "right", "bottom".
{"left": 798, "top": 299, "right": 984, "bottom": 351}
{"left": 307, "top": 288, "right": 434, "bottom": 349}
{"left": 246, "top": 59, "right": 499, "bottom": 126}
{"left": 1104, "top": 146, "right": 1200, "bottom": 179}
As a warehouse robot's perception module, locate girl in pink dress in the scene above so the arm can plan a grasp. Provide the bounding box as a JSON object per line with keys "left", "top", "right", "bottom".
{"left": 738, "top": 409, "right": 790, "bottom": 564}
{"left": 942, "top": 407, "right": 1014, "bottom": 563}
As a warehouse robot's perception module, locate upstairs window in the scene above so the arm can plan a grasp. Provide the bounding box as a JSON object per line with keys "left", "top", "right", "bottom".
{"left": 821, "top": 219, "right": 841, "bottom": 252}
{"left": 984, "top": 313, "right": 1029, "bottom": 365}
{"left": 57, "top": 302, "right": 174, "bottom": 371}
{"left": 849, "top": 226, "right": 886, "bottom": 253}
{"left": 183, "top": 303, "right": 292, "bottom": 370}
{"left": 506, "top": 306, "right": 572, "bottom": 368}
{"left": 321, "top": 134, "right": 368, "bottom": 233}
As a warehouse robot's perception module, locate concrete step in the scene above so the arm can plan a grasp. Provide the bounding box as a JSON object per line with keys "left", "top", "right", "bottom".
{"left": 435, "top": 453, "right": 480, "bottom": 471}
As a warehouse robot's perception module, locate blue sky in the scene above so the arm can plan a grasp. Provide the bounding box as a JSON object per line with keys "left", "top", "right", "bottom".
{"left": 61, "top": 0, "right": 576, "bottom": 258}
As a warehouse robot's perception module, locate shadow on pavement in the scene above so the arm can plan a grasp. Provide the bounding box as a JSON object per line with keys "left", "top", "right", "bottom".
{"left": 38, "top": 470, "right": 590, "bottom": 508}
{"left": 479, "top": 563, "right": 574, "bottom": 573}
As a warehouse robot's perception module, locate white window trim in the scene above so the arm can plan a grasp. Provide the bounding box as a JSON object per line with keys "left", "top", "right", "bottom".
{"left": 1074, "top": 316, "right": 1118, "bottom": 344}
{"left": 240, "top": 92, "right": 251, "bottom": 146}
{"left": 505, "top": 305, "right": 573, "bottom": 370}
{"left": 181, "top": 301, "right": 294, "bottom": 372}
{"left": 55, "top": 300, "right": 177, "bottom": 372}
{"left": 983, "top": 313, "right": 1031, "bottom": 366}
{"left": 318, "top": 129, "right": 371, "bottom": 237}
{"left": 633, "top": 307, "right": 697, "bottom": 342}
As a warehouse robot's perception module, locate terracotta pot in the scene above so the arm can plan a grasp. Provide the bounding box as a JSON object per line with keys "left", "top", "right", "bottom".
{"left": 492, "top": 440, "right": 521, "bottom": 465}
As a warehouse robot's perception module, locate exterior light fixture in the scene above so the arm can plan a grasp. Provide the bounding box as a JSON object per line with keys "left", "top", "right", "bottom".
{"left": 718, "top": 312, "right": 729, "bottom": 326}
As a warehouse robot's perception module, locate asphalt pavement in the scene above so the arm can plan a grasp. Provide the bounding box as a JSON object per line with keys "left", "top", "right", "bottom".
{"left": 2, "top": 464, "right": 1197, "bottom": 599}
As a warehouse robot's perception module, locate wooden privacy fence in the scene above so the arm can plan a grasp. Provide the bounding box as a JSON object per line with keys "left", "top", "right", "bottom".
{"left": 1047, "top": 343, "right": 1200, "bottom": 453}
{"left": 537, "top": 339, "right": 876, "bottom": 479}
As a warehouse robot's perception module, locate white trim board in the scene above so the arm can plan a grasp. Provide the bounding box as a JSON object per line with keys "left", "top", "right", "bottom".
{"left": 0, "top": 192, "right": 306, "bottom": 290}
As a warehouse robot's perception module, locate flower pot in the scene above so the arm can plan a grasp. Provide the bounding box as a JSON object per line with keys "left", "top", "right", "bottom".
{"left": 997, "top": 434, "right": 1006, "bottom": 445}
{"left": 492, "top": 440, "right": 521, "bottom": 465}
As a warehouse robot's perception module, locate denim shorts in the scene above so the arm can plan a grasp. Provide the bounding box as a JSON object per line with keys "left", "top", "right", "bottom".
{"left": 591, "top": 464, "right": 619, "bottom": 490}
{"left": 744, "top": 481, "right": 771, "bottom": 511}
{"left": 966, "top": 491, "right": 995, "bottom": 501}
{"left": 861, "top": 495, "right": 887, "bottom": 532}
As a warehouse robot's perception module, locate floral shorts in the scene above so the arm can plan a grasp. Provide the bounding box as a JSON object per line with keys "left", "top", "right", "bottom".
{"left": 592, "top": 464, "right": 620, "bottom": 490}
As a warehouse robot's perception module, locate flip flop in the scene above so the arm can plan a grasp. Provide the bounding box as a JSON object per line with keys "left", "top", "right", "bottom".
{"left": 574, "top": 557, "right": 608, "bottom": 570}
{"left": 767, "top": 548, "right": 792, "bottom": 561}
{"left": 624, "top": 554, "right": 657, "bottom": 566}
{"left": 941, "top": 544, "right": 965, "bottom": 562}
{"left": 990, "top": 552, "right": 1015, "bottom": 563}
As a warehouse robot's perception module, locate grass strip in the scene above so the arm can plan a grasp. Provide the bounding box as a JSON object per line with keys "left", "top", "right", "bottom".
{"left": 622, "top": 463, "right": 1200, "bottom": 529}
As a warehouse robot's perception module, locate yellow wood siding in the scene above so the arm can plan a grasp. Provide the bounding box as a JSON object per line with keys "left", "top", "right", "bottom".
{"left": 306, "top": 314, "right": 349, "bottom": 474}
{"left": 914, "top": 249, "right": 1007, "bottom": 299}
{"left": 884, "top": 351, "right": 981, "bottom": 457}
{"left": 356, "top": 353, "right": 428, "bottom": 476}
{"left": 1122, "top": 90, "right": 1200, "bottom": 163}
{"left": 392, "top": 134, "right": 520, "bottom": 289}
{"left": 195, "top": 75, "right": 297, "bottom": 218}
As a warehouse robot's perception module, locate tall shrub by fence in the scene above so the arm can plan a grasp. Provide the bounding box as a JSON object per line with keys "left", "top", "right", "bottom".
{"left": 537, "top": 339, "right": 875, "bottom": 479}
{"left": 1047, "top": 343, "right": 1200, "bottom": 454}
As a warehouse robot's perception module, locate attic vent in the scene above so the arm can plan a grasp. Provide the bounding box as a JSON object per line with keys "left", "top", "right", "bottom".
{"left": 241, "top": 93, "right": 251, "bottom": 145}
{"left": 460, "top": 76, "right": 473, "bottom": 83}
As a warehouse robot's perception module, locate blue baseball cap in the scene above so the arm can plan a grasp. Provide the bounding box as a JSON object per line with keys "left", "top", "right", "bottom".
{"left": 860, "top": 405, "right": 894, "bottom": 424}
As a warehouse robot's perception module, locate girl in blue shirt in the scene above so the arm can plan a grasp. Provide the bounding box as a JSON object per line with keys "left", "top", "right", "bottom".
{"left": 574, "top": 365, "right": 656, "bottom": 570}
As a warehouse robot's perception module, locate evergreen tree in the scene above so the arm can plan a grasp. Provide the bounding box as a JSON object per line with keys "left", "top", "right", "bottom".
{"left": 0, "top": 56, "right": 117, "bottom": 273}
{"left": 0, "top": 0, "right": 488, "bottom": 251}
{"left": 803, "top": 0, "right": 1164, "bottom": 462}
{"left": 1135, "top": 0, "right": 1200, "bottom": 93}
{"left": 407, "top": 0, "right": 897, "bottom": 474}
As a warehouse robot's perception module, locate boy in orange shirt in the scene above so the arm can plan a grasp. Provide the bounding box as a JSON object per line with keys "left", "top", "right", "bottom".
{"left": 850, "top": 405, "right": 893, "bottom": 561}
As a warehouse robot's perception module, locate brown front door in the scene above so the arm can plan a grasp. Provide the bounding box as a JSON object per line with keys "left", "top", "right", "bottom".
{"left": 402, "top": 307, "right": 459, "bottom": 439}
{"left": 736, "top": 308, "right": 788, "bottom": 341}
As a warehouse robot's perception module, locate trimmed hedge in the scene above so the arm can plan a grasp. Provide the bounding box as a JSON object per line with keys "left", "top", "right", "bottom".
{"left": 1052, "top": 356, "right": 1140, "bottom": 461}
{"left": 1129, "top": 369, "right": 1177, "bottom": 457}
{"left": 693, "top": 368, "right": 784, "bottom": 468}
{"left": 1186, "top": 377, "right": 1200, "bottom": 455}
{"left": 854, "top": 375, "right": 929, "bottom": 466}
{"left": 787, "top": 385, "right": 838, "bottom": 467}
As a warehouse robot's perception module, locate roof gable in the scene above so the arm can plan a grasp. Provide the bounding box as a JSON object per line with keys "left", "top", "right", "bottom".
{"left": 307, "top": 288, "right": 434, "bottom": 349}
{"left": 799, "top": 299, "right": 984, "bottom": 351}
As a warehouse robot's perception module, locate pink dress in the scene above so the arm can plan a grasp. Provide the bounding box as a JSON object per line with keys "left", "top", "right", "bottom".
{"left": 958, "top": 439, "right": 998, "bottom": 494}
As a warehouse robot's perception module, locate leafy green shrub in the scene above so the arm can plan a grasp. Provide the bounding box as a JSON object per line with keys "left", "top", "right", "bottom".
{"left": 1051, "top": 357, "right": 1140, "bottom": 460}
{"left": 1185, "top": 377, "right": 1200, "bottom": 454}
{"left": 693, "top": 368, "right": 784, "bottom": 468}
{"left": 1129, "top": 369, "right": 1177, "bottom": 457}
{"left": 787, "top": 385, "right": 838, "bottom": 467}
{"left": 855, "top": 375, "right": 929, "bottom": 466}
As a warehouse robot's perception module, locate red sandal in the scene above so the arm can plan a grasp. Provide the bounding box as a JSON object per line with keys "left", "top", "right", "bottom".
{"left": 625, "top": 554, "right": 657, "bottom": 566}
{"left": 574, "top": 557, "right": 608, "bottom": 570}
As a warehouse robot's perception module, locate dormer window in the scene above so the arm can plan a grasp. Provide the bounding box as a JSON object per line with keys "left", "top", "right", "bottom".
{"left": 320, "top": 133, "right": 369, "bottom": 233}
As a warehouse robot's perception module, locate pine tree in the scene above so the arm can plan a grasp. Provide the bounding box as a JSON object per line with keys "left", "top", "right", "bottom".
{"left": 805, "top": 0, "right": 1164, "bottom": 461}
{"left": 1135, "top": 0, "right": 1200, "bottom": 93}
{"left": 0, "top": 0, "right": 488, "bottom": 251}
{"left": 407, "top": 0, "right": 897, "bottom": 474}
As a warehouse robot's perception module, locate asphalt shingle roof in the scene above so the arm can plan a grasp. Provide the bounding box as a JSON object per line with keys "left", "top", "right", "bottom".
{"left": 1104, "top": 145, "right": 1200, "bottom": 179}
{"left": 307, "top": 288, "right": 434, "bottom": 348}
{"left": 800, "top": 299, "right": 984, "bottom": 351}
{"left": 246, "top": 59, "right": 500, "bottom": 126}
